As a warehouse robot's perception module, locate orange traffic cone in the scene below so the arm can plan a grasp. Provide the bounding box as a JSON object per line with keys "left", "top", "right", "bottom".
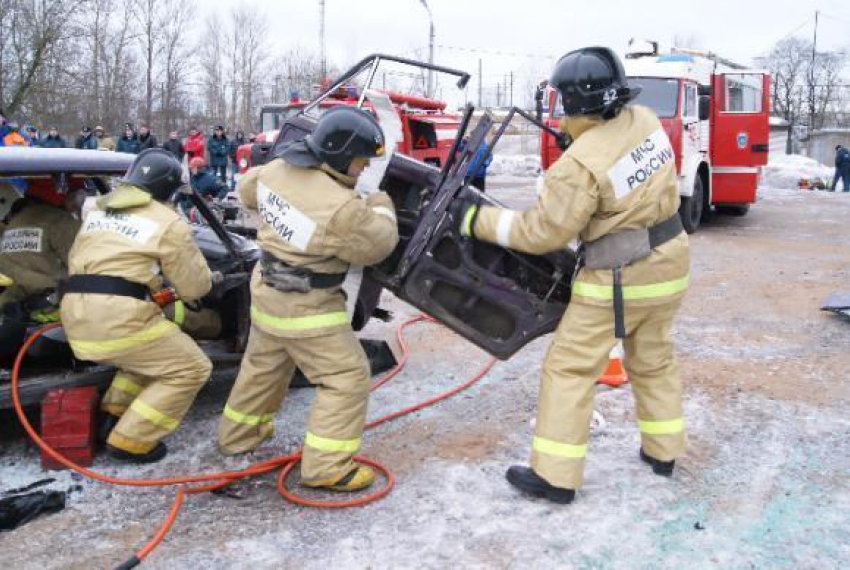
{"left": 597, "top": 344, "right": 629, "bottom": 387}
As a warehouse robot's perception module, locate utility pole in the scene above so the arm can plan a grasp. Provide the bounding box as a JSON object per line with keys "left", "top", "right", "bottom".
{"left": 478, "top": 58, "right": 483, "bottom": 107}
{"left": 419, "top": 0, "right": 435, "bottom": 97}
{"left": 319, "top": 0, "right": 327, "bottom": 81}
{"left": 510, "top": 71, "right": 514, "bottom": 107}
{"left": 808, "top": 9, "right": 819, "bottom": 134}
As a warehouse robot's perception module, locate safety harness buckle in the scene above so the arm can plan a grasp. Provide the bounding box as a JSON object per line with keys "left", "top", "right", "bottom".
{"left": 259, "top": 252, "right": 346, "bottom": 294}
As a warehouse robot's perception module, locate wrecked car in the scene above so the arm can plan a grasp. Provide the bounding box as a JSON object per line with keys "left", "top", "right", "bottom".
{"left": 0, "top": 147, "right": 391, "bottom": 410}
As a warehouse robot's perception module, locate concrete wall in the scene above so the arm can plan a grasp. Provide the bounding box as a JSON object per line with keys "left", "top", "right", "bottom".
{"left": 805, "top": 130, "right": 850, "bottom": 166}
{"left": 769, "top": 126, "right": 791, "bottom": 157}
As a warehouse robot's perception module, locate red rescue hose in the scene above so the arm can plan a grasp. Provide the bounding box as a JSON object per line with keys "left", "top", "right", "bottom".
{"left": 11, "top": 316, "right": 496, "bottom": 567}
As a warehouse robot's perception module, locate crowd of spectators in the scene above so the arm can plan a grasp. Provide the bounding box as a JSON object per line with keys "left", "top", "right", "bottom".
{"left": 0, "top": 113, "right": 255, "bottom": 190}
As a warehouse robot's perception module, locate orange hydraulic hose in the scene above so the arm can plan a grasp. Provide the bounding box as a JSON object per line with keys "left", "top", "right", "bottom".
{"left": 11, "top": 316, "right": 496, "bottom": 568}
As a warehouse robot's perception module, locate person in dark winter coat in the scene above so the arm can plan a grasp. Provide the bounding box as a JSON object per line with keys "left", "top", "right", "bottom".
{"left": 40, "top": 127, "right": 67, "bottom": 149}
{"left": 831, "top": 145, "right": 850, "bottom": 192}
{"left": 25, "top": 126, "right": 41, "bottom": 146}
{"left": 75, "top": 126, "right": 98, "bottom": 150}
{"left": 162, "top": 131, "right": 185, "bottom": 162}
{"left": 228, "top": 130, "right": 246, "bottom": 189}
{"left": 137, "top": 125, "right": 158, "bottom": 151}
{"left": 207, "top": 126, "right": 229, "bottom": 183}
{"left": 179, "top": 157, "right": 228, "bottom": 213}
{"left": 115, "top": 125, "right": 141, "bottom": 154}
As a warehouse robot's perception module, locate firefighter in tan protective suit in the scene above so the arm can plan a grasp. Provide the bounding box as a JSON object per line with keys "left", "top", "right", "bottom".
{"left": 61, "top": 149, "right": 220, "bottom": 463}
{"left": 0, "top": 179, "right": 83, "bottom": 360}
{"left": 218, "top": 107, "right": 398, "bottom": 492}
{"left": 460, "top": 47, "right": 689, "bottom": 504}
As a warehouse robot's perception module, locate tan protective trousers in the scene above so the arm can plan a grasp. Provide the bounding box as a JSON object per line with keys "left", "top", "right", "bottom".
{"left": 217, "top": 324, "right": 370, "bottom": 483}
{"left": 100, "top": 330, "right": 212, "bottom": 454}
{"left": 531, "top": 300, "right": 685, "bottom": 490}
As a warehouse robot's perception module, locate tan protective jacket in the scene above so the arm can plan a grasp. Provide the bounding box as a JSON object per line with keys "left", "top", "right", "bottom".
{"left": 474, "top": 105, "right": 689, "bottom": 308}
{"left": 96, "top": 135, "right": 116, "bottom": 152}
{"left": 240, "top": 159, "right": 398, "bottom": 339}
{"left": 61, "top": 184, "right": 212, "bottom": 360}
{"left": 0, "top": 202, "right": 80, "bottom": 299}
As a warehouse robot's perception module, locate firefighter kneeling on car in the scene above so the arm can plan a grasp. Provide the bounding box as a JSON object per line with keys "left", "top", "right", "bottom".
{"left": 217, "top": 107, "right": 398, "bottom": 492}
{"left": 458, "top": 47, "right": 690, "bottom": 504}
{"left": 61, "top": 149, "right": 221, "bottom": 463}
{"left": 0, "top": 179, "right": 84, "bottom": 361}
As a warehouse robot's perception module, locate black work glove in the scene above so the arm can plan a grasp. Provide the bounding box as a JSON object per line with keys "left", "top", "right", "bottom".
{"left": 451, "top": 186, "right": 483, "bottom": 239}
{"left": 205, "top": 271, "right": 248, "bottom": 302}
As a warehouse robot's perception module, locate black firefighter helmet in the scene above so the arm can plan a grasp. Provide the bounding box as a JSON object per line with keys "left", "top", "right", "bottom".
{"left": 122, "top": 148, "right": 185, "bottom": 201}
{"left": 550, "top": 46, "right": 641, "bottom": 119}
{"left": 281, "top": 106, "right": 385, "bottom": 175}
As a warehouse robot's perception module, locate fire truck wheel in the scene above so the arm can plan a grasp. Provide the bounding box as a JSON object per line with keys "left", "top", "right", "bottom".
{"left": 715, "top": 204, "right": 750, "bottom": 217}
{"left": 679, "top": 175, "right": 705, "bottom": 234}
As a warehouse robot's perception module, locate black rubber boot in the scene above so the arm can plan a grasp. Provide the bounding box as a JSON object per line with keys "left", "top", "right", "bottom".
{"left": 107, "top": 442, "right": 168, "bottom": 464}
{"left": 505, "top": 466, "right": 575, "bottom": 504}
{"left": 640, "top": 448, "right": 675, "bottom": 477}
{"left": 96, "top": 414, "right": 120, "bottom": 447}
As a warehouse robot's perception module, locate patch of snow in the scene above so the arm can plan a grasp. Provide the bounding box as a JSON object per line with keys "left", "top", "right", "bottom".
{"left": 760, "top": 154, "right": 834, "bottom": 191}
{"left": 488, "top": 154, "right": 540, "bottom": 177}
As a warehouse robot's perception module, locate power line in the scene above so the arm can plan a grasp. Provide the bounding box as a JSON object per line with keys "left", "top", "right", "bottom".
{"left": 775, "top": 18, "right": 811, "bottom": 42}
{"left": 436, "top": 44, "right": 558, "bottom": 59}
{"left": 819, "top": 11, "right": 850, "bottom": 27}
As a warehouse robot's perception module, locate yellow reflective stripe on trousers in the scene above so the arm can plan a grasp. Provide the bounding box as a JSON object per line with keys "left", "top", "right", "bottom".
{"left": 129, "top": 399, "right": 179, "bottom": 431}
{"left": 304, "top": 431, "right": 361, "bottom": 454}
{"left": 462, "top": 205, "right": 478, "bottom": 237}
{"left": 573, "top": 275, "right": 690, "bottom": 301}
{"left": 251, "top": 306, "right": 348, "bottom": 332}
{"left": 172, "top": 300, "right": 186, "bottom": 327}
{"left": 69, "top": 320, "right": 177, "bottom": 355}
{"left": 638, "top": 418, "right": 685, "bottom": 435}
{"left": 532, "top": 436, "right": 587, "bottom": 458}
{"left": 112, "top": 374, "right": 142, "bottom": 397}
{"left": 223, "top": 404, "right": 274, "bottom": 426}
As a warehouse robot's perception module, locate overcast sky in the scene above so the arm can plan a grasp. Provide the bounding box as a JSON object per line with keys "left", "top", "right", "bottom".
{"left": 204, "top": 0, "right": 849, "bottom": 104}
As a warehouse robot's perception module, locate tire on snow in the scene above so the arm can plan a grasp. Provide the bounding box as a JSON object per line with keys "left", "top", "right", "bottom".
{"left": 679, "top": 174, "right": 705, "bottom": 234}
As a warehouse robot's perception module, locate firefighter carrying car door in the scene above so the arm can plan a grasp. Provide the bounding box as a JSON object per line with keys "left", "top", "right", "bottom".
{"left": 217, "top": 107, "right": 399, "bottom": 492}
{"left": 459, "top": 47, "right": 690, "bottom": 504}
{"left": 0, "top": 179, "right": 84, "bottom": 362}
{"left": 61, "top": 149, "right": 222, "bottom": 463}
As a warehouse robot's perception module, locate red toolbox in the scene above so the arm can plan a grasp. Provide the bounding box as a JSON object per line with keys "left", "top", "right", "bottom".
{"left": 40, "top": 387, "right": 99, "bottom": 470}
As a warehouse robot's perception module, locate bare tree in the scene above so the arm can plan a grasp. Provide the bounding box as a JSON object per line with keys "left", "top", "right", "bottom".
{"left": 270, "top": 47, "right": 325, "bottom": 104}
{"left": 234, "top": 6, "right": 268, "bottom": 130}
{"left": 0, "top": 0, "right": 84, "bottom": 116}
{"left": 157, "top": 0, "right": 194, "bottom": 133}
{"left": 806, "top": 50, "right": 846, "bottom": 130}
{"left": 132, "top": 0, "right": 157, "bottom": 126}
{"left": 198, "top": 13, "right": 226, "bottom": 123}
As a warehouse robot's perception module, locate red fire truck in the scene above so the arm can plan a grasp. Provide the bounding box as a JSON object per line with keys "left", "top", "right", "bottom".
{"left": 236, "top": 87, "right": 461, "bottom": 175}
{"left": 539, "top": 42, "right": 771, "bottom": 233}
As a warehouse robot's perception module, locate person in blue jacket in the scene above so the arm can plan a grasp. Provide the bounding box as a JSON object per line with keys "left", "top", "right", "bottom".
{"left": 831, "top": 145, "right": 850, "bottom": 192}
{"left": 207, "top": 126, "right": 229, "bottom": 184}
{"left": 115, "top": 124, "right": 141, "bottom": 154}
{"left": 458, "top": 136, "right": 493, "bottom": 191}
{"left": 228, "top": 130, "right": 246, "bottom": 190}
{"left": 74, "top": 126, "right": 98, "bottom": 150}
{"left": 186, "top": 156, "right": 228, "bottom": 204}
{"left": 40, "top": 127, "right": 67, "bottom": 149}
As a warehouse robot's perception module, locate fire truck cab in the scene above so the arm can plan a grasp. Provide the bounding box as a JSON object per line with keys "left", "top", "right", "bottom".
{"left": 540, "top": 42, "right": 770, "bottom": 233}
{"left": 236, "top": 87, "right": 461, "bottom": 177}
